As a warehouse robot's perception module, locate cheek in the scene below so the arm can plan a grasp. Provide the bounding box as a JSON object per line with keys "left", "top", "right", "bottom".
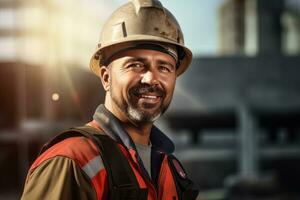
{"left": 163, "top": 77, "right": 176, "bottom": 98}
{"left": 111, "top": 78, "right": 124, "bottom": 96}
{"left": 112, "top": 73, "right": 135, "bottom": 99}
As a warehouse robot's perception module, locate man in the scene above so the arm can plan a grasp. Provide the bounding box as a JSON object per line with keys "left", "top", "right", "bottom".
{"left": 21, "top": 0, "right": 198, "bottom": 199}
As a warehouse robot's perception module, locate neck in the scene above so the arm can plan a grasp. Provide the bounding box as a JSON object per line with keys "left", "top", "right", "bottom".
{"left": 123, "top": 122, "right": 152, "bottom": 145}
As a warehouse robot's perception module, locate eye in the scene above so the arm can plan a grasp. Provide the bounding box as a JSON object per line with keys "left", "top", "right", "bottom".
{"left": 127, "top": 62, "right": 145, "bottom": 70}
{"left": 159, "top": 65, "right": 172, "bottom": 73}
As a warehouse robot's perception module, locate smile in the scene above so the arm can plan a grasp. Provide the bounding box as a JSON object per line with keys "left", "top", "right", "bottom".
{"left": 129, "top": 85, "right": 165, "bottom": 106}
{"left": 141, "top": 94, "right": 160, "bottom": 99}
{"left": 137, "top": 93, "right": 162, "bottom": 105}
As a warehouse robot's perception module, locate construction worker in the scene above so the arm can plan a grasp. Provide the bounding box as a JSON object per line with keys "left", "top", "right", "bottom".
{"left": 21, "top": 0, "right": 199, "bottom": 199}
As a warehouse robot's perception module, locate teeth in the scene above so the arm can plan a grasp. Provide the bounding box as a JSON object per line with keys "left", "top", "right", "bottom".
{"left": 141, "top": 95, "right": 157, "bottom": 99}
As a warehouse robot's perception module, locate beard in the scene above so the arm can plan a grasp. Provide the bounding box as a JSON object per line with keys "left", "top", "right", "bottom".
{"left": 110, "top": 83, "right": 171, "bottom": 123}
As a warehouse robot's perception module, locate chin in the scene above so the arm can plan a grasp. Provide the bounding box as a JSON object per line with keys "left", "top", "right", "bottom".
{"left": 127, "top": 106, "right": 162, "bottom": 123}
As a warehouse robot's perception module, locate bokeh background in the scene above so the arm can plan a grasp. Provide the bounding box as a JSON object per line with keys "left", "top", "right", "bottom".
{"left": 0, "top": 0, "right": 300, "bottom": 199}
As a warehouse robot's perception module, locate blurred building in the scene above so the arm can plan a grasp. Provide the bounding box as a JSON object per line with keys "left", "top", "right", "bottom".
{"left": 0, "top": 0, "right": 109, "bottom": 198}
{"left": 163, "top": 0, "right": 300, "bottom": 199}
{"left": 219, "top": 0, "right": 300, "bottom": 56}
{"left": 282, "top": 1, "right": 300, "bottom": 55}
{"left": 219, "top": 0, "right": 245, "bottom": 55}
{"left": 0, "top": 0, "right": 110, "bottom": 65}
{"left": 0, "top": 0, "right": 111, "bottom": 125}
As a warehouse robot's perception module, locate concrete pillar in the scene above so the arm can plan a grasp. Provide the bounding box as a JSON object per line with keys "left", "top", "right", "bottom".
{"left": 257, "top": 0, "right": 284, "bottom": 55}
{"left": 225, "top": 105, "right": 279, "bottom": 199}
{"left": 237, "top": 104, "right": 259, "bottom": 178}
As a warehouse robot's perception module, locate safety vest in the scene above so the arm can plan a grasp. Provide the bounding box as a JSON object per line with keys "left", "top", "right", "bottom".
{"left": 29, "top": 126, "right": 198, "bottom": 200}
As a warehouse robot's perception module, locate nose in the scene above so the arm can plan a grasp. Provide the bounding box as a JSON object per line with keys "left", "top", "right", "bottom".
{"left": 141, "top": 70, "right": 159, "bottom": 85}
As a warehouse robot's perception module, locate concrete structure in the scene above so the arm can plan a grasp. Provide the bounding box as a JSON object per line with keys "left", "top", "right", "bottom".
{"left": 0, "top": 1, "right": 108, "bottom": 197}
{"left": 219, "top": 0, "right": 245, "bottom": 55}
{"left": 219, "top": 0, "right": 300, "bottom": 56}
{"left": 163, "top": 0, "right": 300, "bottom": 198}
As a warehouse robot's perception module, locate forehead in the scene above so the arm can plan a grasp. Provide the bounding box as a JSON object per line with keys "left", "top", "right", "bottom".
{"left": 109, "top": 49, "right": 177, "bottom": 66}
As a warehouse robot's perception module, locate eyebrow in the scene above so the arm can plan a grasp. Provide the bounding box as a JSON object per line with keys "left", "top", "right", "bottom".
{"left": 124, "top": 57, "right": 147, "bottom": 64}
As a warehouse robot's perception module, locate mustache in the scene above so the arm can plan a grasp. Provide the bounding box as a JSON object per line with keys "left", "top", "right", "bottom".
{"left": 129, "top": 84, "right": 165, "bottom": 97}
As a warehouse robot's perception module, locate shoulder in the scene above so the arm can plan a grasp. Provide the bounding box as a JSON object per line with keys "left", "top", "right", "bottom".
{"left": 28, "top": 156, "right": 83, "bottom": 181}
{"left": 30, "top": 136, "right": 101, "bottom": 172}
{"left": 23, "top": 133, "right": 109, "bottom": 200}
{"left": 22, "top": 156, "right": 98, "bottom": 200}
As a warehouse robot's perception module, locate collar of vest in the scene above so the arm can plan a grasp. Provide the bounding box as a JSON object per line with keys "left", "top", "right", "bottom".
{"left": 93, "top": 104, "right": 175, "bottom": 154}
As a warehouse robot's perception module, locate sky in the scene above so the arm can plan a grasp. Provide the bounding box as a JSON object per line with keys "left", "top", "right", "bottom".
{"left": 110, "top": 0, "right": 224, "bottom": 56}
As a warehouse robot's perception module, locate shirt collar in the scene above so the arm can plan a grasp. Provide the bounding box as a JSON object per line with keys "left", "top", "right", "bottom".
{"left": 93, "top": 104, "right": 175, "bottom": 154}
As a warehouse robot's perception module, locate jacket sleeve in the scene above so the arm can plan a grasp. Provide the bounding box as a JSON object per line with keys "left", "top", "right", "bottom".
{"left": 21, "top": 156, "right": 97, "bottom": 200}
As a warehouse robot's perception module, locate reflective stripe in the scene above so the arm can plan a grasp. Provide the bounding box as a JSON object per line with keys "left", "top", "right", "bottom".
{"left": 82, "top": 155, "right": 104, "bottom": 178}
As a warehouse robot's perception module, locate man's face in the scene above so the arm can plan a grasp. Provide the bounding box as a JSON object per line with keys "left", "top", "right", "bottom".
{"left": 104, "top": 49, "right": 177, "bottom": 123}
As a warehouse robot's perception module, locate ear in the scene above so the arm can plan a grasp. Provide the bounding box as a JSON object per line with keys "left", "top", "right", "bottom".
{"left": 99, "top": 65, "right": 110, "bottom": 91}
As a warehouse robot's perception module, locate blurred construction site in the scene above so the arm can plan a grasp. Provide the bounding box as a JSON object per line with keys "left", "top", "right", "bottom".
{"left": 0, "top": 0, "right": 300, "bottom": 199}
